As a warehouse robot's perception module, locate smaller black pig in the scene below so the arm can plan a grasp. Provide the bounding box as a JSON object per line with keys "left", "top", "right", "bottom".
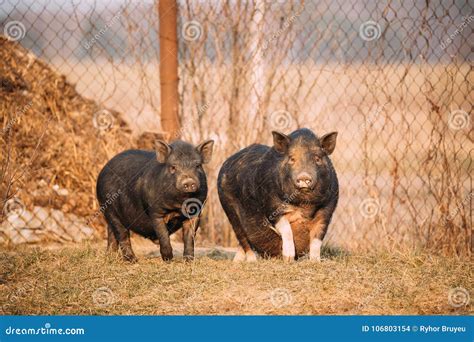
{"left": 218, "top": 128, "right": 338, "bottom": 262}
{"left": 96, "top": 139, "right": 214, "bottom": 262}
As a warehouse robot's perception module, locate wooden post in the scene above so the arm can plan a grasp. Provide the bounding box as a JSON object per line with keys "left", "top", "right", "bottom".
{"left": 158, "top": 0, "right": 180, "bottom": 140}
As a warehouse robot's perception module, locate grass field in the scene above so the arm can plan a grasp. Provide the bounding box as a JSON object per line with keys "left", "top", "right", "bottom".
{"left": 0, "top": 242, "right": 471, "bottom": 315}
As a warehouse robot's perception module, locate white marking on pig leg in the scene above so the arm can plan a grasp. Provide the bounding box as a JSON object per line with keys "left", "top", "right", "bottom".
{"left": 275, "top": 217, "right": 295, "bottom": 262}
{"left": 309, "top": 238, "right": 322, "bottom": 261}
{"left": 245, "top": 249, "right": 257, "bottom": 262}
{"left": 233, "top": 247, "right": 246, "bottom": 262}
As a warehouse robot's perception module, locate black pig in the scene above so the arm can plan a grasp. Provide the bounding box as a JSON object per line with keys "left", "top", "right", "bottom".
{"left": 96, "top": 139, "right": 214, "bottom": 262}
{"left": 218, "top": 128, "right": 338, "bottom": 262}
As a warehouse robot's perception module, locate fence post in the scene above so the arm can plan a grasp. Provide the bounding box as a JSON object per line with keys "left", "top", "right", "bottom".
{"left": 158, "top": 0, "right": 180, "bottom": 140}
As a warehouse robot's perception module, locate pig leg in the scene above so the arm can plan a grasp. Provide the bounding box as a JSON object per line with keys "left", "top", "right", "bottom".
{"left": 233, "top": 247, "right": 246, "bottom": 262}
{"left": 106, "top": 222, "right": 119, "bottom": 253}
{"left": 220, "top": 197, "right": 254, "bottom": 261}
{"left": 308, "top": 208, "right": 332, "bottom": 262}
{"left": 106, "top": 214, "right": 137, "bottom": 263}
{"left": 182, "top": 218, "right": 199, "bottom": 261}
{"left": 153, "top": 217, "right": 173, "bottom": 261}
{"left": 275, "top": 216, "right": 295, "bottom": 262}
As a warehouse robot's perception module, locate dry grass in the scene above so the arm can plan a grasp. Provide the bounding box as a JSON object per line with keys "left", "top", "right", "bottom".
{"left": 0, "top": 243, "right": 471, "bottom": 315}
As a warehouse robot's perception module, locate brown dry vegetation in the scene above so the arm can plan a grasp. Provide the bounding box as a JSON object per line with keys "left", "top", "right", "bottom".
{"left": 0, "top": 37, "right": 132, "bottom": 222}
{"left": 0, "top": 242, "right": 471, "bottom": 315}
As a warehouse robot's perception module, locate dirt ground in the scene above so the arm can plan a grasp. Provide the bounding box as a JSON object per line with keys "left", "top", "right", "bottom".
{"left": 0, "top": 241, "right": 471, "bottom": 315}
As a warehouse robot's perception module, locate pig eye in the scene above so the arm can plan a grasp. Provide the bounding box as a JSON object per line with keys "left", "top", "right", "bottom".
{"left": 288, "top": 157, "right": 296, "bottom": 164}
{"left": 314, "top": 156, "right": 322, "bottom": 163}
{"left": 169, "top": 165, "right": 176, "bottom": 173}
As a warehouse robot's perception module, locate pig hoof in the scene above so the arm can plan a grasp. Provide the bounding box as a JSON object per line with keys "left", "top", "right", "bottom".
{"left": 233, "top": 248, "right": 246, "bottom": 262}
{"left": 282, "top": 255, "right": 295, "bottom": 262}
{"left": 161, "top": 255, "right": 173, "bottom": 262}
{"left": 245, "top": 250, "right": 258, "bottom": 262}
{"left": 123, "top": 255, "right": 138, "bottom": 263}
{"left": 309, "top": 255, "right": 321, "bottom": 262}
{"left": 309, "top": 239, "right": 322, "bottom": 262}
{"left": 183, "top": 255, "right": 194, "bottom": 262}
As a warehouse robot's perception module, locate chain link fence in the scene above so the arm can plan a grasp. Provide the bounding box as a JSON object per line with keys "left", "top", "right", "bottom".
{"left": 0, "top": 0, "right": 472, "bottom": 255}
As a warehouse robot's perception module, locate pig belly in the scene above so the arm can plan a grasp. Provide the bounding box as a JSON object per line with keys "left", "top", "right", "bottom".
{"left": 248, "top": 219, "right": 310, "bottom": 258}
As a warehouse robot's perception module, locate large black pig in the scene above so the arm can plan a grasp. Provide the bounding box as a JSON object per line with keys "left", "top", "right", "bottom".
{"left": 96, "top": 139, "right": 214, "bottom": 262}
{"left": 217, "top": 128, "right": 338, "bottom": 262}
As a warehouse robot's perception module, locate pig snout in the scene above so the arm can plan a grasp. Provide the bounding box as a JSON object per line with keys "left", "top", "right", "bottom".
{"left": 180, "top": 176, "right": 200, "bottom": 193}
{"left": 295, "top": 172, "right": 314, "bottom": 189}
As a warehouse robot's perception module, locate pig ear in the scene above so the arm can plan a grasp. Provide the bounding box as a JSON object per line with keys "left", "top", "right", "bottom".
{"left": 197, "top": 140, "right": 214, "bottom": 164}
{"left": 320, "top": 132, "right": 337, "bottom": 155}
{"left": 155, "top": 140, "right": 172, "bottom": 163}
{"left": 272, "top": 131, "right": 290, "bottom": 154}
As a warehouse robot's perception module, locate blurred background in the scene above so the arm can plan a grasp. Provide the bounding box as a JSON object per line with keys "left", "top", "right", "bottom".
{"left": 0, "top": 0, "right": 472, "bottom": 255}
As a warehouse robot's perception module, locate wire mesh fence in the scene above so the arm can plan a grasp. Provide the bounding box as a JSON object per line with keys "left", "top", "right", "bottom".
{"left": 0, "top": 0, "right": 472, "bottom": 255}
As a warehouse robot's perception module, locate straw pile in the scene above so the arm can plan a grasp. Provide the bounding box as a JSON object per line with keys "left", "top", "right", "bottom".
{"left": 0, "top": 36, "right": 133, "bottom": 235}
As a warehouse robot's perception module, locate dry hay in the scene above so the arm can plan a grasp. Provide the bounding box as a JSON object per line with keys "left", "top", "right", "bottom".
{"left": 0, "top": 243, "right": 472, "bottom": 315}
{"left": 0, "top": 36, "right": 134, "bottom": 235}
